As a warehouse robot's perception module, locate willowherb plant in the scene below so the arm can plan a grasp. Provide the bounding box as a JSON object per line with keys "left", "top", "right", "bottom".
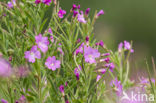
{"left": 0, "top": 0, "right": 156, "bottom": 103}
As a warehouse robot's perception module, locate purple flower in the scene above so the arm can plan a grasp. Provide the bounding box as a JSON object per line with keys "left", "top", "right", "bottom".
{"left": 110, "top": 78, "right": 123, "bottom": 96}
{"left": 77, "top": 11, "right": 87, "bottom": 23}
{"left": 104, "top": 63, "right": 115, "bottom": 72}
{"left": 73, "top": 10, "right": 78, "bottom": 17}
{"left": 45, "top": 56, "right": 61, "bottom": 71}
{"left": 65, "top": 82, "right": 68, "bottom": 86}
{"left": 85, "top": 8, "right": 90, "bottom": 15}
{"left": 77, "top": 5, "right": 80, "bottom": 9}
{"left": 24, "top": 46, "right": 41, "bottom": 63}
{"left": 58, "top": 9, "right": 66, "bottom": 18}
{"left": 85, "top": 36, "right": 89, "bottom": 42}
{"left": 76, "top": 38, "right": 81, "bottom": 43}
{"left": 96, "top": 10, "right": 104, "bottom": 18}
{"left": 100, "top": 57, "right": 110, "bottom": 63}
{"left": 74, "top": 65, "right": 82, "bottom": 80}
{"left": 75, "top": 43, "right": 84, "bottom": 55}
{"left": 99, "top": 40, "right": 104, "bottom": 47}
{"left": 35, "top": 0, "right": 41, "bottom": 4}
{"left": 98, "top": 68, "right": 106, "bottom": 74}
{"left": 1, "top": 99, "right": 8, "bottom": 103}
{"left": 101, "top": 53, "right": 110, "bottom": 56}
{"left": 96, "top": 75, "right": 101, "bottom": 82}
{"left": 42, "top": 0, "right": 51, "bottom": 5}
{"left": 59, "top": 85, "right": 64, "bottom": 93}
{"left": 35, "top": 34, "right": 49, "bottom": 53}
{"left": 124, "top": 41, "right": 131, "bottom": 50}
{"left": 57, "top": 47, "right": 64, "bottom": 55}
{"left": 66, "top": 100, "right": 69, "bottom": 103}
{"left": 118, "top": 42, "right": 123, "bottom": 53}
{"left": 0, "top": 58, "right": 12, "bottom": 78}
{"left": 48, "top": 28, "right": 53, "bottom": 34}
{"left": 50, "top": 36, "right": 54, "bottom": 43}
{"left": 7, "top": 0, "right": 16, "bottom": 8}
{"left": 84, "top": 46, "right": 100, "bottom": 64}
{"left": 72, "top": 4, "right": 77, "bottom": 11}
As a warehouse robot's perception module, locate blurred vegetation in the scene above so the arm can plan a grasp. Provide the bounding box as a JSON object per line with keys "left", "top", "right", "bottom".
{"left": 61, "top": 0, "right": 156, "bottom": 58}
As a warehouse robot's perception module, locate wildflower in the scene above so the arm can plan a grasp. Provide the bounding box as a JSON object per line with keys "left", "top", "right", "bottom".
{"left": 48, "top": 28, "right": 53, "bottom": 34}
{"left": 77, "top": 11, "right": 87, "bottom": 23}
{"left": 99, "top": 40, "right": 104, "bottom": 47}
{"left": 74, "top": 65, "right": 82, "bottom": 80}
{"left": 100, "top": 57, "right": 110, "bottom": 63}
{"left": 118, "top": 42, "right": 123, "bottom": 53}
{"left": 98, "top": 68, "right": 107, "bottom": 74}
{"left": 96, "top": 10, "right": 104, "bottom": 18}
{"left": 35, "top": 34, "right": 49, "bottom": 53}
{"left": 104, "top": 63, "right": 115, "bottom": 72}
{"left": 7, "top": 0, "right": 16, "bottom": 8}
{"left": 50, "top": 36, "right": 54, "bottom": 43}
{"left": 76, "top": 38, "right": 81, "bottom": 43}
{"left": 85, "top": 8, "right": 90, "bottom": 16}
{"left": 1, "top": 99, "right": 8, "bottom": 103}
{"left": 45, "top": 56, "right": 61, "bottom": 71}
{"left": 15, "top": 95, "right": 26, "bottom": 103}
{"left": 57, "top": 47, "right": 64, "bottom": 55}
{"left": 73, "top": 10, "right": 78, "bottom": 17}
{"left": 42, "top": 0, "right": 52, "bottom": 5}
{"left": 66, "top": 100, "right": 69, "bottom": 103}
{"left": 85, "top": 36, "right": 89, "bottom": 42}
{"left": 139, "top": 77, "right": 155, "bottom": 90}
{"left": 96, "top": 75, "right": 101, "bottom": 82}
{"left": 75, "top": 43, "right": 84, "bottom": 55}
{"left": 77, "top": 5, "right": 80, "bottom": 9}
{"left": 72, "top": 4, "right": 77, "bottom": 11}
{"left": 59, "top": 85, "right": 64, "bottom": 94}
{"left": 24, "top": 45, "right": 41, "bottom": 63}
{"left": 35, "top": 0, "right": 41, "bottom": 4}
{"left": 0, "top": 58, "right": 12, "bottom": 77}
{"left": 110, "top": 78, "right": 123, "bottom": 96}
{"left": 84, "top": 45, "right": 100, "bottom": 64}
{"left": 58, "top": 9, "right": 66, "bottom": 18}
{"left": 65, "top": 82, "right": 68, "bottom": 86}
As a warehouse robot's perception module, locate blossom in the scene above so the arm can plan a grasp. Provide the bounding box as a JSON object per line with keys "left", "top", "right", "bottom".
{"left": 48, "top": 28, "right": 53, "bottom": 34}
{"left": 73, "top": 10, "right": 78, "bottom": 17}
{"left": 72, "top": 4, "right": 77, "bottom": 11}
{"left": 15, "top": 95, "right": 26, "bottom": 103}
{"left": 101, "top": 53, "right": 110, "bottom": 56}
{"left": 99, "top": 40, "right": 104, "bottom": 47}
{"left": 118, "top": 42, "right": 123, "bottom": 52}
{"left": 35, "top": 0, "right": 41, "bottom": 4}
{"left": 110, "top": 78, "right": 123, "bottom": 96}
{"left": 0, "top": 58, "right": 12, "bottom": 77}
{"left": 96, "top": 75, "right": 101, "bottom": 82}
{"left": 66, "top": 100, "right": 69, "bottom": 103}
{"left": 100, "top": 57, "right": 110, "bottom": 63}
{"left": 75, "top": 43, "right": 84, "bottom": 55}
{"left": 104, "top": 63, "right": 115, "bottom": 72}
{"left": 74, "top": 65, "right": 82, "bottom": 80}
{"left": 57, "top": 47, "right": 64, "bottom": 55}
{"left": 77, "top": 5, "right": 80, "bottom": 9}
{"left": 35, "top": 34, "right": 49, "bottom": 53}
{"left": 45, "top": 56, "right": 61, "bottom": 71}
{"left": 84, "top": 45, "right": 100, "bottom": 64}
{"left": 24, "top": 45, "right": 41, "bottom": 63}
{"left": 7, "top": 0, "right": 16, "bottom": 8}
{"left": 96, "top": 10, "right": 104, "bottom": 18}
{"left": 58, "top": 9, "right": 66, "bottom": 18}
{"left": 77, "top": 11, "right": 86, "bottom": 23}
{"left": 98, "top": 68, "right": 107, "bottom": 74}
{"left": 1, "top": 99, "right": 8, "bottom": 103}
{"left": 42, "top": 0, "right": 52, "bottom": 5}
{"left": 85, "top": 8, "right": 90, "bottom": 15}
{"left": 50, "top": 36, "right": 54, "bottom": 43}
{"left": 59, "top": 85, "right": 64, "bottom": 93}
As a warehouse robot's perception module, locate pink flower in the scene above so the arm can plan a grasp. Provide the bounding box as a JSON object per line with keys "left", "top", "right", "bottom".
{"left": 73, "top": 10, "right": 78, "bottom": 17}
{"left": 42, "top": 0, "right": 52, "bottom": 5}
{"left": 1, "top": 99, "right": 8, "bottom": 103}
{"left": 48, "top": 28, "right": 53, "bottom": 34}
{"left": 59, "top": 85, "right": 64, "bottom": 93}
{"left": 104, "top": 63, "right": 115, "bottom": 72}
{"left": 0, "top": 58, "right": 12, "bottom": 77}
{"left": 74, "top": 65, "right": 82, "bottom": 80}
{"left": 75, "top": 43, "right": 84, "bottom": 55}
{"left": 35, "top": 0, "right": 41, "bottom": 4}
{"left": 45, "top": 56, "right": 61, "bottom": 71}
{"left": 96, "top": 10, "right": 104, "bottom": 18}
{"left": 96, "top": 75, "right": 101, "bottom": 82}
{"left": 77, "top": 11, "right": 86, "bottom": 23}
{"left": 24, "top": 45, "right": 41, "bottom": 63}
{"left": 35, "top": 34, "right": 49, "bottom": 53}
{"left": 118, "top": 42, "right": 123, "bottom": 53}
{"left": 85, "top": 8, "right": 90, "bottom": 16}
{"left": 98, "top": 68, "right": 107, "bottom": 74}
{"left": 50, "top": 36, "right": 54, "bottom": 43}
{"left": 110, "top": 78, "right": 123, "bottom": 96}
{"left": 7, "top": 0, "right": 16, "bottom": 8}
{"left": 72, "top": 4, "right": 77, "bottom": 11}
{"left": 58, "top": 9, "right": 66, "bottom": 18}
{"left": 84, "top": 46, "right": 100, "bottom": 64}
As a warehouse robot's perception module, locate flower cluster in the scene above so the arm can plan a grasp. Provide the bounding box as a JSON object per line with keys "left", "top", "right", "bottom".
{"left": 118, "top": 41, "right": 134, "bottom": 53}
{"left": 35, "top": 0, "right": 52, "bottom": 5}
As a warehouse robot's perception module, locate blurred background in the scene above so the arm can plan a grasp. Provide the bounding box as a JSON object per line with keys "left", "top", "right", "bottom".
{"left": 61, "top": 0, "right": 156, "bottom": 68}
